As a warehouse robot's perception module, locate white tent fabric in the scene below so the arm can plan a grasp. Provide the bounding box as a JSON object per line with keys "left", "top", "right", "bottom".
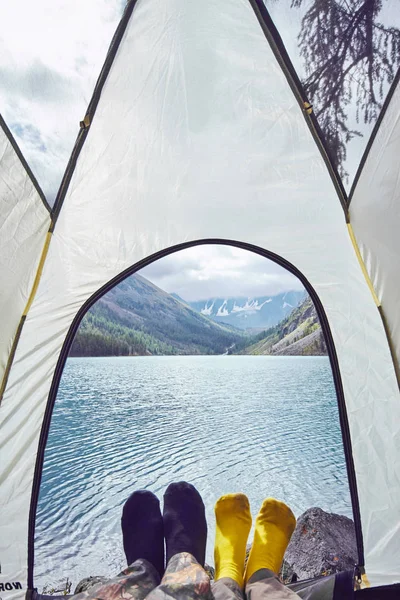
{"left": 0, "top": 0, "right": 399, "bottom": 598}
{"left": 0, "top": 120, "right": 51, "bottom": 385}
{"left": 350, "top": 75, "right": 400, "bottom": 376}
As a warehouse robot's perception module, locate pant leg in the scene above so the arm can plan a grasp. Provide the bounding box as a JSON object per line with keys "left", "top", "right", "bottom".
{"left": 287, "top": 573, "right": 337, "bottom": 600}
{"left": 212, "top": 577, "right": 244, "bottom": 600}
{"left": 245, "top": 569, "right": 301, "bottom": 599}
{"left": 72, "top": 559, "right": 160, "bottom": 600}
{"left": 246, "top": 569, "right": 337, "bottom": 600}
{"left": 146, "top": 552, "right": 213, "bottom": 600}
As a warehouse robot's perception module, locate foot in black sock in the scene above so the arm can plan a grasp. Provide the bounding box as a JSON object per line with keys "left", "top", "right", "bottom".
{"left": 121, "top": 490, "right": 164, "bottom": 576}
{"left": 163, "top": 481, "right": 207, "bottom": 566}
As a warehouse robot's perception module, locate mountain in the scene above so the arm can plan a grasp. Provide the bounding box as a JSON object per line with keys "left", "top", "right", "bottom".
{"left": 70, "top": 274, "right": 243, "bottom": 357}
{"left": 236, "top": 295, "right": 327, "bottom": 356}
{"left": 184, "top": 290, "right": 306, "bottom": 331}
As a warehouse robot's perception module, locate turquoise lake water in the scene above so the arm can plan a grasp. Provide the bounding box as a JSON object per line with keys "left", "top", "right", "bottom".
{"left": 35, "top": 355, "right": 352, "bottom": 589}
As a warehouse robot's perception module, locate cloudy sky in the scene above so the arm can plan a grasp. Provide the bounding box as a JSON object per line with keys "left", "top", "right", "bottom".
{"left": 0, "top": 0, "right": 125, "bottom": 202}
{"left": 139, "top": 245, "right": 304, "bottom": 301}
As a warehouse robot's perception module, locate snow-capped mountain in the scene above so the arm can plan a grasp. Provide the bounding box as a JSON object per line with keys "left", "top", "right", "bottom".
{"left": 179, "top": 291, "right": 306, "bottom": 331}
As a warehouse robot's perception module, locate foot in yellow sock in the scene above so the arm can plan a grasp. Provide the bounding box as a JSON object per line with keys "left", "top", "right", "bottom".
{"left": 214, "top": 493, "right": 252, "bottom": 587}
{"left": 245, "top": 498, "right": 296, "bottom": 582}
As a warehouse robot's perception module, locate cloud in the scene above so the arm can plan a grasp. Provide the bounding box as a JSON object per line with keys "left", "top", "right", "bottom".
{"left": 11, "top": 122, "right": 47, "bottom": 153}
{"left": 139, "top": 245, "right": 304, "bottom": 301}
{"left": 0, "top": 0, "right": 125, "bottom": 203}
{"left": 0, "top": 61, "right": 79, "bottom": 105}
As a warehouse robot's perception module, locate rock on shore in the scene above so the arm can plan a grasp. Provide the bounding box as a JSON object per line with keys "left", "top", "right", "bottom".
{"left": 282, "top": 507, "right": 357, "bottom": 581}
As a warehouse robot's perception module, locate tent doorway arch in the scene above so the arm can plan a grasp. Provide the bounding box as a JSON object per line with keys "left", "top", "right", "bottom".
{"left": 28, "top": 238, "right": 363, "bottom": 590}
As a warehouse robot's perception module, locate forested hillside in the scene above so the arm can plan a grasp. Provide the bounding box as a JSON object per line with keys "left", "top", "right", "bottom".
{"left": 235, "top": 296, "right": 327, "bottom": 356}
{"left": 70, "top": 274, "right": 243, "bottom": 357}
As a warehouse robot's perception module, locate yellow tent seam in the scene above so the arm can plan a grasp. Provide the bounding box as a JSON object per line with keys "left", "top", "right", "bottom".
{"left": 347, "top": 223, "right": 380, "bottom": 307}
{"left": 22, "top": 230, "right": 53, "bottom": 316}
{"left": 0, "top": 229, "right": 53, "bottom": 404}
{"left": 0, "top": 317, "right": 25, "bottom": 404}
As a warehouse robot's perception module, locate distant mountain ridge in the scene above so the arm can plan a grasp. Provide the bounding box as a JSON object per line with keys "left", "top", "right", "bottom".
{"left": 182, "top": 291, "right": 306, "bottom": 330}
{"left": 70, "top": 274, "right": 243, "bottom": 357}
{"left": 236, "top": 295, "right": 327, "bottom": 356}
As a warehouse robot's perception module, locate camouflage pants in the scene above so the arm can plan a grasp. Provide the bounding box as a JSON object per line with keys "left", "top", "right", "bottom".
{"left": 71, "top": 553, "right": 338, "bottom": 600}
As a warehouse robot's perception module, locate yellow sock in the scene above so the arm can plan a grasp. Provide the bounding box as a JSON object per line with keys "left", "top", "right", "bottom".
{"left": 214, "top": 493, "right": 252, "bottom": 587}
{"left": 245, "top": 498, "right": 296, "bottom": 582}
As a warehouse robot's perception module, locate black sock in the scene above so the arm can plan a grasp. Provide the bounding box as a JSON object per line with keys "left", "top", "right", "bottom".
{"left": 163, "top": 481, "right": 207, "bottom": 566}
{"left": 121, "top": 490, "right": 164, "bottom": 577}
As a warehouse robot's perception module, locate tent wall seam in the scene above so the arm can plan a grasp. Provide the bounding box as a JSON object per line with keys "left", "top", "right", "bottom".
{"left": 347, "top": 223, "right": 400, "bottom": 387}
{"left": 0, "top": 114, "right": 51, "bottom": 214}
{"left": 22, "top": 231, "right": 53, "bottom": 316}
{"left": 0, "top": 229, "right": 53, "bottom": 405}
{"left": 347, "top": 224, "right": 380, "bottom": 307}
{"left": 349, "top": 66, "right": 400, "bottom": 204}
{"left": 247, "top": 0, "right": 350, "bottom": 222}
{"left": 0, "top": 317, "right": 26, "bottom": 405}
{"left": 26, "top": 239, "right": 365, "bottom": 590}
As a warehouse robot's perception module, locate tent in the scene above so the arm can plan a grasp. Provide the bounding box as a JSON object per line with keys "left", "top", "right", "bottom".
{"left": 1, "top": 0, "right": 399, "bottom": 597}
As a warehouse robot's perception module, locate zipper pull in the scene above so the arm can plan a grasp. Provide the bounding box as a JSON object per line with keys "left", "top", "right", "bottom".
{"left": 354, "top": 564, "right": 363, "bottom": 588}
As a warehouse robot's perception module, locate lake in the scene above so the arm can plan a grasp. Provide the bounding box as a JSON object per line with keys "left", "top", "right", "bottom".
{"left": 35, "top": 355, "right": 352, "bottom": 590}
